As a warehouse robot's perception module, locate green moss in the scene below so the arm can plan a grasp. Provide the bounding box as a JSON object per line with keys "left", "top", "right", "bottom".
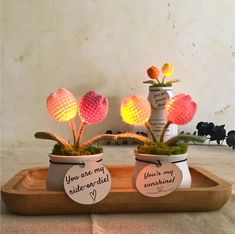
{"left": 52, "top": 143, "right": 103, "bottom": 156}
{"left": 150, "top": 83, "right": 172, "bottom": 88}
{"left": 136, "top": 142, "right": 188, "bottom": 155}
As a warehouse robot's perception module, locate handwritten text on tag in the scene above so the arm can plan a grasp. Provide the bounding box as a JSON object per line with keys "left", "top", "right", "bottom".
{"left": 64, "top": 162, "right": 111, "bottom": 205}
{"left": 136, "top": 161, "right": 182, "bottom": 197}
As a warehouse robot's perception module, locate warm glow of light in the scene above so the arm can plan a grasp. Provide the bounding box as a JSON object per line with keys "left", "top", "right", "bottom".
{"left": 164, "top": 94, "right": 197, "bottom": 125}
{"left": 161, "top": 63, "right": 174, "bottom": 77}
{"left": 78, "top": 91, "right": 108, "bottom": 125}
{"left": 47, "top": 88, "right": 78, "bottom": 122}
{"left": 120, "top": 95, "right": 151, "bottom": 125}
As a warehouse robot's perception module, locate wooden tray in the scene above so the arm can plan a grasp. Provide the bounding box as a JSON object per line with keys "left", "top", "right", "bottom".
{"left": 1, "top": 166, "right": 232, "bottom": 215}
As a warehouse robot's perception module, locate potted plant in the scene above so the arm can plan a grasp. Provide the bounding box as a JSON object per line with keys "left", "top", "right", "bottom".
{"left": 120, "top": 94, "right": 205, "bottom": 188}
{"left": 144, "top": 63, "right": 179, "bottom": 141}
{"left": 35, "top": 88, "right": 111, "bottom": 191}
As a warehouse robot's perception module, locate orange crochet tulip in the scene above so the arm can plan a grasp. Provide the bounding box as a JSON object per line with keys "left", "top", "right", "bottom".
{"left": 147, "top": 66, "right": 160, "bottom": 79}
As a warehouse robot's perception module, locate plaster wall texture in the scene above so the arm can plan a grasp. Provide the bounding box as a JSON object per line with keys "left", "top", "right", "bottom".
{"left": 1, "top": 0, "right": 235, "bottom": 147}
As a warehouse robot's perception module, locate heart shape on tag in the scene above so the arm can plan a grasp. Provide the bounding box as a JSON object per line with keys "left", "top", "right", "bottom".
{"left": 90, "top": 189, "right": 97, "bottom": 202}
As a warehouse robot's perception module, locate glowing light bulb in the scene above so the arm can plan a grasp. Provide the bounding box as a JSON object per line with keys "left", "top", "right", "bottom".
{"left": 164, "top": 94, "right": 197, "bottom": 125}
{"left": 120, "top": 95, "right": 151, "bottom": 125}
{"left": 47, "top": 88, "right": 78, "bottom": 122}
{"left": 78, "top": 91, "right": 108, "bottom": 125}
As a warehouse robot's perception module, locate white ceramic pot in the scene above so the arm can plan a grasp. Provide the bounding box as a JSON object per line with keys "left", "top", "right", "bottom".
{"left": 46, "top": 153, "right": 103, "bottom": 191}
{"left": 148, "top": 86, "right": 178, "bottom": 141}
{"left": 132, "top": 152, "right": 191, "bottom": 188}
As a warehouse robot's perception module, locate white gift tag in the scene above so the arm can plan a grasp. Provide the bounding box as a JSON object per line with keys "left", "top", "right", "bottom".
{"left": 64, "top": 161, "right": 111, "bottom": 205}
{"left": 136, "top": 161, "right": 182, "bottom": 197}
{"left": 149, "top": 89, "right": 170, "bottom": 109}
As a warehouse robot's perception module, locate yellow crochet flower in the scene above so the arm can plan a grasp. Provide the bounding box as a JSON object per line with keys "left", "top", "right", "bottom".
{"left": 161, "top": 63, "right": 174, "bottom": 77}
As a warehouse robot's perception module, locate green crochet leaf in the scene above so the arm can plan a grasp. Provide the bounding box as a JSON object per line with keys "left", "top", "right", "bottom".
{"left": 166, "top": 134, "right": 205, "bottom": 146}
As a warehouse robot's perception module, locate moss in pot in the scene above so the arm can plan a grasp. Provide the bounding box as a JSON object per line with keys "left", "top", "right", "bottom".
{"left": 119, "top": 93, "right": 205, "bottom": 188}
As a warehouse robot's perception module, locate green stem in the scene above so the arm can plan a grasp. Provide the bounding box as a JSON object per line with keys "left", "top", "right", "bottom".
{"left": 76, "top": 122, "right": 86, "bottom": 149}
{"left": 160, "top": 121, "right": 171, "bottom": 143}
{"left": 69, "top": 119, "right": 76, "bottom": 147}
{"left": 162, "top": 76, "right": 166, "bottom": 83}
{"left": 144, "top": 122, "right": 156, "bottom": 142}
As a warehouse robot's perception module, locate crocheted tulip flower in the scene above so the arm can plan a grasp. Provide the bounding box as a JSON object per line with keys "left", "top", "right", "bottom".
{"left": 121, "top": 95, "right": 151, "bottom": 125}
{"left": 47, "top": 88, "right": 78, "bottom": 122}
{"left": 161, "top": 63, "right": 174, "bottom": 77}
{"left": 164, "top": 94, "right": 197, "bottom": 125}
{"left": 79, "top": 91, "right": 108, "bottom": 125}
{"left": 147, "top": 66, "right": 160, "bottom": 79}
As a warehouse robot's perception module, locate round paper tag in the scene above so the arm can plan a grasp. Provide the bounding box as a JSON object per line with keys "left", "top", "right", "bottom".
{"left": 149, "top": 89, "right": 170, "bottom": 109}
{"left": 136, "top": 161, "right": 182, "bottom": 197}
{"left": 64, "top": 162, "right": 111, "bottom": 205}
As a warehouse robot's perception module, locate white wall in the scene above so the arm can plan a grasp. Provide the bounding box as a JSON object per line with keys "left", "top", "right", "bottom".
{"left": 1, "top": 0, "right": 235, "bottom": 147}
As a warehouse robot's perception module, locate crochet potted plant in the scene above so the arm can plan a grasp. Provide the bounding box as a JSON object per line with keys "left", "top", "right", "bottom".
{"left": 144, "top": 63, "right": 179, "bottom": 141}
{"left": 35, "top": 89, "right": 110, "bottom": 191}
{"left": 120, "top": 94, "right": 205, "bottom": 188}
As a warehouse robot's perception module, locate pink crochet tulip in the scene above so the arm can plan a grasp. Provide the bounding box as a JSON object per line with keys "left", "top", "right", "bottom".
{"left": 164, "top": 94, "right": 197, "bottom": 125}
{"left": 47, "top": 88, "right": 78, "bottom": 122}
{"left": 78, "top": 91, "right": 108, "bottom": 125}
